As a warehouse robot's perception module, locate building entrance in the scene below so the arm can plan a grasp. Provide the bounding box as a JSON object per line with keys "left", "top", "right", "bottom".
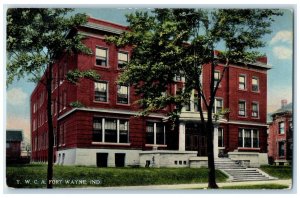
{"left": 185, "top": 122, "right": 207, "bottom": 156}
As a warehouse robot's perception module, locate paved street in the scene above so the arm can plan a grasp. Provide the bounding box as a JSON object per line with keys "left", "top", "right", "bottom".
{"left": 98, "top": 179, "right": 292, "bottom": 190}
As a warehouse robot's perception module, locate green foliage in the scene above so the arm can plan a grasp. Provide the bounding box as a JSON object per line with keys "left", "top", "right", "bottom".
{"left": 106, "top": 9, "right": 282, "bottom": 118}
{"left": 213, "top": 108, "right": 230, "bottom": 122}
{"left": 260, "top": 165, "right": 292, "bottom": 179}
{"left": 69, "top": 101, "right": 85, "bottom": 108}
{"left": 66, "top": 69, "right": 100, "bottom": 84}
{"left": 6, "top": 8, "right": 91, "bottom": 85}
{"left": 6, "top": 164, "right": 228, "bottom": 188}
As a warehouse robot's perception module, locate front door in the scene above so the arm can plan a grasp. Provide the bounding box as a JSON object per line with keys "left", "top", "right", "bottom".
{"left": 185, "top": 122, "right": 207, "bottom": 156}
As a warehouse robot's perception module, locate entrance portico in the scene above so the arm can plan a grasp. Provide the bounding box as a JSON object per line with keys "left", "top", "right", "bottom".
{"left": 178, "top": 120, "right": 220, "bottom": 158}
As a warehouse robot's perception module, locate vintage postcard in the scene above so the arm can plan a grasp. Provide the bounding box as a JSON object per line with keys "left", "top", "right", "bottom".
{"left": 4, "top": 5, "right": 294, "bottom": 193}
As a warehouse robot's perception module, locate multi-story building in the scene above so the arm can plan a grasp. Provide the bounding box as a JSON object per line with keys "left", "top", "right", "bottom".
{"left": 31, "top": 17, "right": 270, "bottom": 167}
{"left": 268, "top": 100, "right": 293, "bottom": 165}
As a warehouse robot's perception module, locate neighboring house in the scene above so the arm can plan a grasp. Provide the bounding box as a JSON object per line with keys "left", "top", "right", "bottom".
{"left": 268, "top": 100, "right": 293, "bottom": 165}
{"left": 31, "top": 17, "right": 270, "bottom": 168}
{"left": 6, "top": 130, "right": 23, "bottom": 162}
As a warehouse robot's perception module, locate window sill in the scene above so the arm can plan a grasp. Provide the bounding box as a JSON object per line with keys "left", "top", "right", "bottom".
{"left": 94, "top": 65, "right": 110, "bottom": 68}
{"left": 91, "top": 142, "right": 131, "bottom": 146}
{"left": 238, "top": 88, "right": 247, "bottom": 91}
{"left": 238, "top": 115, "right": 247, "bottom": 118}
{"left": 145, "top": 144, "right": 167, "bottom": 148}
{"left": 116, "top": 103, "right": 130, "bottom": 106}
{"left": 93, "top": 100, "right": 109, "bottom": 104}
{"left": 237, "top": 147, "right": 260, "bottom": 151}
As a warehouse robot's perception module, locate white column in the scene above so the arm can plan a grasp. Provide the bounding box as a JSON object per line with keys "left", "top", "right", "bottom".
{"left": 117, "top": 119, "right": 120, "bottom": 143}
{"left": 179, "top": 122, "right": 186, "bottom": 151}
{"left": 213, "top": 126, "right": 219, "bottom": 158}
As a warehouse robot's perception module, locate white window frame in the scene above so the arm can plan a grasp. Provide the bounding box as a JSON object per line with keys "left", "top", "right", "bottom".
{"left": 251, "top": 102, "right": 259, "bottom": 118}
{"left": 146, "top": 122, "right": 166, "bottom": 145}
{"left": 95, "top": 46, "right": 108, "bottom": 67}
{"left": 214, "top": 70, "right": 221, "bottom": 87}
{"left": 213, "top": 98, "right": 223, "bottom": 114}
{"left": 239, "top": 74, "right": 246, "bottom": 90}
{"left": 279, "top": 122, "right": 285, "bottom": 134}
{"left": 238, "top": 128, "right": 259, "bottom": 148}
{"left": 94, "top": 81, "right": 109, "bottom": 102}
{"left": 252, "top": 76, "right": 259, "bottom": 92}
{"left": 92, "top": 117, "right": 130, "bottom": 144}
{"left": 118, "top": 51, "right": 129, "bottom": 69}
{"left": 117, "top": 84, "right": 130, "bottom": 105}
{"left": 238, "top": 100, "right": 246, "bottom": 117}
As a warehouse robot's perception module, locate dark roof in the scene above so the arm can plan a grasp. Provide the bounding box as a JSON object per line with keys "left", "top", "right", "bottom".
{"left": 267, "top": 103, "right": 293, "bottom": 123}
{"left": 272, "top": 102, "right": 293, "bottom": 115}
{"left": 6, "top": 130, "right": 23, "bottom": 142}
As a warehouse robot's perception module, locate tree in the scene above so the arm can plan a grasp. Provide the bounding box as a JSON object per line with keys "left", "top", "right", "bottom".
{"left": 107, "top": 8, "right": 281, "bottom": 188}
{"left": 7, "top": 8, "right": 99, "bottom": 188}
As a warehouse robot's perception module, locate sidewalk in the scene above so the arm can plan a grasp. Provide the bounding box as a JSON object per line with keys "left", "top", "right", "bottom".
{"left": 98, "top": 179, "right": 292, "bottom": 190}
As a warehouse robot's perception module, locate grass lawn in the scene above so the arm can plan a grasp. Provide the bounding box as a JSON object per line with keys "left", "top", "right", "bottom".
{"left": 260, "top": 165, "right": 292, "bottom": 179}
{"left": 6, "top": 164, "right": 227, "bottom": 188}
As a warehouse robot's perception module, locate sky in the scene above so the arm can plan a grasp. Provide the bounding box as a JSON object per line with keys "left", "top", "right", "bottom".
{"left": 5, "top": 8, "right": 294, "bottom": 141}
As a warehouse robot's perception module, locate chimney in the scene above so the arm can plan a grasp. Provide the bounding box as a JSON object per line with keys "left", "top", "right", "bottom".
{"left": 281, "top": 99, "right": 287, "bottom": 108}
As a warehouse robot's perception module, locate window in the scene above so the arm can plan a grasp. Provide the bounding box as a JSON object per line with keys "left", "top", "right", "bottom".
{"left": 239, "top": 75, "right": 246, "bottom": 90}
{"left": 119, "top": 120, "right": 129, "bottom": 143}
{"left": 278, "top": 142, "right": 285, "bottom": 157}
{"left": 252, "top": 77, "right": 259, "bottom": 92}
{"left": 117, "top": 85, "right": 129, "bottom": 104}
{"left": 214, "top": 71, "right": 220, "bottom": 87}
{"left": 118, "top": 52, "right": 128, "bottom": 69}
{"left": 238, "top": 101, "right": 246, "bottom": 116}
{"left": 156, "top": 123, "right": 164, "bottom": 145}
{"left": 105, "top": 119, "right": 117, "bottom": 143}
{"left": 93, "top": 117, "right": 102, "bottom": 142}
{"left": 95, "top": 47, "right": 108, "bottom": 66}
{"left": 93, "top": 118, "right": 129, "bottom": 143}
{"left": 95, "top": 82, "right": 108, "bottom": 102}
{"left": 218, "top": 128, "right": 224, "bottom": 147}
{"left": 238, "top": 128, "right": 259, "bottom": 148}
{"left": 146, "top": 122, "right": 165, "bottom": 145}
{"left": 279, "top": 122, "right": 285, "bottom": 134}
{"left": 146, "top": 122, "right": 154, "bottom": 144}
{"left": 251, "top": 102, "right": 259, "bottom": 118}
{"left": 253, "top": 130, "right": 259, "bottom": 148}
{"left": 213, "top": 98, "right": 223, "bottom": 114}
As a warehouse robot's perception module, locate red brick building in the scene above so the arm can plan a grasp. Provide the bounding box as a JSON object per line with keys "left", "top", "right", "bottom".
{"left": 31, "top": 17, "right": 270, "bottom": 167}
{"left": 268, "top": 100, "right": 293, "bottom": 165}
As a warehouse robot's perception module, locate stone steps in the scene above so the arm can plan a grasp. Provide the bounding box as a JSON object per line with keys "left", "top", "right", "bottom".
{"left": 215, "top": 158, "right": 275, "bottom": 182}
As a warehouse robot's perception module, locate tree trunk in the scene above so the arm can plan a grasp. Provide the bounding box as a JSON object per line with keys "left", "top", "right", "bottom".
{"left": 46, "top": 65, "right": 54, "bottom": 189}
{"left": 206, "top": 120, "right": 218, "bottom": 189}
